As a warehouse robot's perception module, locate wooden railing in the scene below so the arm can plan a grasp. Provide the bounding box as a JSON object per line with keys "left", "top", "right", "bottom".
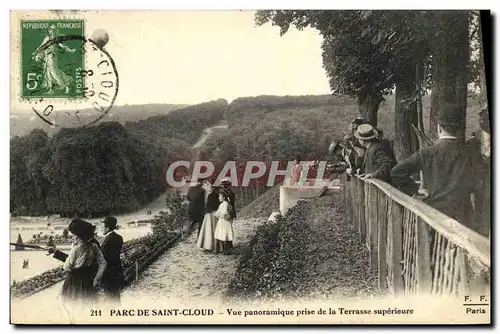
{"left": 341, "top": 174, "right": 490, "bottom": 297}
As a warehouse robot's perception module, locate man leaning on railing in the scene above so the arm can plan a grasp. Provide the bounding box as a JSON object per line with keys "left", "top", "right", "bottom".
{"left": 390, "top": 104, "right": 485, "bottom": 230}
{"left": 352, "top": 124, "right": 395, "bottom": 183}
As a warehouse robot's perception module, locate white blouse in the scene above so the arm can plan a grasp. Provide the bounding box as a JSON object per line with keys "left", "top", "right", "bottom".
{"left": 63, "top": 241, "right": 107, "bottom": 274}
{"left": 214, "top": 201, "right": 230, "bottom": 220}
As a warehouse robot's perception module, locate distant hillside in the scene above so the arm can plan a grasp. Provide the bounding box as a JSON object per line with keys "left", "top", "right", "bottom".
{"left": 125, "top": 99, "right": 228, "bottom": 146}
{"left": 225, "top": 94, "right": 481, "bottom": 142}
{"left": 10, "top": 103, "right": 189, "bottom": 138}
{"left": 199, "top": 94, "right": 481, "bottom": 175}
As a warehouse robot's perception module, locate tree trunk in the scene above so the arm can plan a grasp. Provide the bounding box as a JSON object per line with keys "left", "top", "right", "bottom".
{"left": 429, "top": 11, "right": 470, "bottom": 142}
{"left": 394, "top": 65, "right": 419, "bottom": 161}
{"left": 478, "top": 12, "right": 488, "bottom": 110}
{"left": 358, "top": 92, "right": 383, "bottom": 127}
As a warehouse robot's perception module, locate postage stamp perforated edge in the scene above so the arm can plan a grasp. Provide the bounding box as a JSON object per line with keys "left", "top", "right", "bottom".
{"left": 11, "top": 11, "right": 88, "bottom": 105}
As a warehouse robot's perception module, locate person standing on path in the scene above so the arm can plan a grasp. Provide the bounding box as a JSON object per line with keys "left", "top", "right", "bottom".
{"left": 48, "top": 218, "right": 107, "bottom": 305}
{"left": 220, "top": 178, "right": 236, "bottom": 250}
{"left": 100, "top": 217, "right": 124, "bottom": 305}
{"left": 214, "top": 191, "right": 235, "bottom": 255}
{"left": 291, "top": 156, "right": 303, "bottom": 186}
{"left": 196, "top": 182, "right": 221, "bottom": 252}
{"left": 187, "top": 179, "right": 206, "bottom": 237}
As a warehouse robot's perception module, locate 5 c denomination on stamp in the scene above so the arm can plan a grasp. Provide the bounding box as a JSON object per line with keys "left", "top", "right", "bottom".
{"left": 21, "top": 20, "right": 85, "bottom": 99}
{"left": 21, "top": 19, "right": 119, "bottom": 128}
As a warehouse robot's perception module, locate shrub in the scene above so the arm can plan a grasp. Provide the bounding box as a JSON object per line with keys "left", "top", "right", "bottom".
{"left": 227, "top": 219, "right": 282, "bottom": 298}
{"left": 227, "top": 203, "right": 312, "bottom": 300}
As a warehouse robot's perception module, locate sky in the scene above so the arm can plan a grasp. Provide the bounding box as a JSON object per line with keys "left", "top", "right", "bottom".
{"left": 11, "top": 10, "right": 331, "bottom": 110}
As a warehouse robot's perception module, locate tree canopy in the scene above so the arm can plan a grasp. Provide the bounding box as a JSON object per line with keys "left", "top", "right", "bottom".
{"left": 10, "top": 100, "right": 226, "bottom": 217}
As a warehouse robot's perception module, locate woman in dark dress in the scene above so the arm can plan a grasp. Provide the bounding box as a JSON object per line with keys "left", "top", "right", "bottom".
{"left": 196, "top": 185, "right": 222, "bottom": 252}
{"left": 49, "top": 218, "right": 107, "bottom": 305}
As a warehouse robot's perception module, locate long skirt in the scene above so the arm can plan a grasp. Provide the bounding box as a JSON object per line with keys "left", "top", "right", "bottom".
{"left": 214, "top": 218, "right": 234, "bottom": 242}
{"left": 197, "top": 213, "right": 218, "bottom": 251}
{"left": 61, "top": 265, "right": 97, "bottom": 305}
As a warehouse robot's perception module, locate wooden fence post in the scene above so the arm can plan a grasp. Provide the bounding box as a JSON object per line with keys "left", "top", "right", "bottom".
{"left": 367, "top": 183, "right": 378, "bottom": 269}
{"left": 377, "top": 189, "right": 388, "bottom": 291}
{"left": 416, "top": 218, "right": 432, "bottom": 295}
{"left": 387, "top": 200, "right": 404, "bottom": 295}
{"left": 357, "top": 178, "right": 366, "bottom": 243}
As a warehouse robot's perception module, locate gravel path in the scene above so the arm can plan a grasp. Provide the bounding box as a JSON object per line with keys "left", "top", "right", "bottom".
{"left": 122, "top": 216, "right": 263, "bottom": 305}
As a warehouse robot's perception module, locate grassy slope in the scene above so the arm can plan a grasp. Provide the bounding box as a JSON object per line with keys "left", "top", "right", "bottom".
{"left": 238, "top": 184, "right": 281, "bottom": 219}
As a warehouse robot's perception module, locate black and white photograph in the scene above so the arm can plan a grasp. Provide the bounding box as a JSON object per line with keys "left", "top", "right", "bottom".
{"left": 8, "top": 9, "right": 491, "bottom": 325}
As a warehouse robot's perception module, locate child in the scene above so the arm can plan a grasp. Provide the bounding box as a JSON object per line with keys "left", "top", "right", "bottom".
{"left": 213, "top": 191, "right": 234, "bottom": 255}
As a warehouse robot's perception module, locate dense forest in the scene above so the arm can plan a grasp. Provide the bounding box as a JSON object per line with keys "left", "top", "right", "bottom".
{"left": 10, "top": 100, "right": 226, "bottom": 217}
{"left": 10, "top": 92, "right": 480, "bottom": 218}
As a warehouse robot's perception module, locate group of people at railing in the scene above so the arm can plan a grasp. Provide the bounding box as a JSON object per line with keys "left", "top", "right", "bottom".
{"left": 326, "top": 104, "right": 489, "bottom": 237}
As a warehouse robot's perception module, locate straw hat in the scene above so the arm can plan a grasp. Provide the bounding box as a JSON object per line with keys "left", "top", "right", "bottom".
{"left": 354, "top": 124, "right": 379, "bottom": 140}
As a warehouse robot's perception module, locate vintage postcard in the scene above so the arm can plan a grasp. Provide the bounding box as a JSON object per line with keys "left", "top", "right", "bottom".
{"left": 9, "top": 10, "right": 491, "bottom": 325}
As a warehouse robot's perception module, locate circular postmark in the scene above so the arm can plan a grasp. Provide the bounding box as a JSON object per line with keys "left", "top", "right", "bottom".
{"left": 25, "top": 34, "right": 119, "bottom": 128}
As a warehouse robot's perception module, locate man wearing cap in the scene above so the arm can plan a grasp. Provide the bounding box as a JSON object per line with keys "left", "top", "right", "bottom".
{"left": 354, "top": 123, "right": 394, "bottom": 183}
{"left": 187, "top": 178, "right": 206, "bottom": 237}
{"left": 391, "top": 104, "right": 483, "bottom": 226}
{"left": 100, "top": 216, "right": 124, "bottom": 304}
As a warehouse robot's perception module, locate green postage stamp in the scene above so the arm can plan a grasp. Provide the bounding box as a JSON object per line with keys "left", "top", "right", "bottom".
{"left": 21, "top": 19, "right": 85, "bottom": 99}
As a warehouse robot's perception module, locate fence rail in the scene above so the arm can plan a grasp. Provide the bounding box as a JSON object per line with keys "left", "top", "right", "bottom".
{"left": 341, "top": 174, "right": 490, "bottom": 297}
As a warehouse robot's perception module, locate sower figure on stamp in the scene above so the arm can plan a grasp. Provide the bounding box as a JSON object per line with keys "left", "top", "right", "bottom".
{"left": 32, "top": 25, "right": 76, "bottom": 95}
{"left": 187, "top": 178, "right": 206, "bottom": 237}
{"left": 100, "top": 217, "right": 124, "bottom": 304}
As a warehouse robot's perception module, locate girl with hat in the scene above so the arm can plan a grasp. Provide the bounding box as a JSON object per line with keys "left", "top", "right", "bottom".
{"left": 48, "top": 218, "right": 107, "bottom": 304}
{"left": 213, "top": 190, "right": 235, "bottom": 255}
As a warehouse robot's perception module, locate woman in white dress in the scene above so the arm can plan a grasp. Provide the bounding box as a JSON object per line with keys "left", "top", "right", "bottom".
{"left": 214, "top": 191, "right": 235, "bottom": 255}
{"left": 196, "top": 185, "right": 220, "bottom": 252}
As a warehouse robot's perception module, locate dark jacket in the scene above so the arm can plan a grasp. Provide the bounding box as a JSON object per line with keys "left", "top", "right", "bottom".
{"left": 187, "top": 185, "right": 206, "bottom": 219}
{"left": 101, "top": 231, "right": 124, "bottom": 288}
{"left": 205, "top": 191, "right": 220, "bottom": 213}
{"left": 359, "top": 141, "right": 394, "bottom": 183}
{"left": 390, "top": 138, "right": 483, "bottom": 225}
